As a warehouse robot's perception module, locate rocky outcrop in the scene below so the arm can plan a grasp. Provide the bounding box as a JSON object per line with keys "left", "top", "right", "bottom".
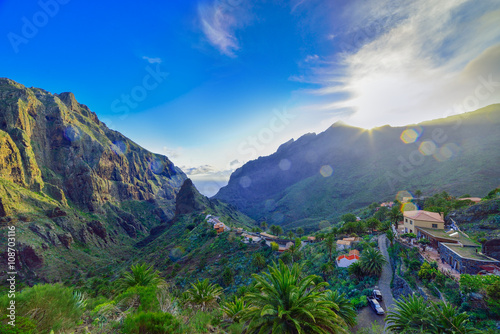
{"left": 0, "top": 78, "right": 187, "bottom": 213}
{"left": 175, "top": 179, "right": 209, "bottom": 215}
{"left": 447, "top": 198, "right": 500, "bottom": 240}
{"left": 392, "top": 275, "right": 414, "bottom": 300}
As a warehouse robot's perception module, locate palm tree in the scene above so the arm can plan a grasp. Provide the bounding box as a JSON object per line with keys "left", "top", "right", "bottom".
{"left": 270, "top": 224, "right": 283, "bottom": 237}
{"left": 324, "top": 235, "right": 336, "bottom": 262}
{"left": 415, "top": 189, "right": 422, "bottom": 199}
{"left": 429, "top": 301, "right": 482, "bottom": 334}
{"left": 324, "top": 290, "right": 357, "bottom": 328}
{"left": 260, "top": 221, "right": 268, "bottom": 230}
{"left": 366, "top": 218, "right": 381, "bottom": 233}
{"left": 118, "top": 263, "right": 165, "bottom": 291}
{"left": 252, "top": 253, "right": 266, "bottom": 270}
{"left": 241, "top": 261, "right": 348, "bottom": 334}
{"left": 296, "top": 227, "right": 304, "bottom": 237}
{"left": 222, "top": 297, "right": 246, "bottom": 323}
{"left": 388, "top": 206, "right": 403, "bottom": 230}
{"left": 386, "top": 229, "right": 395, "bottom": 247}
{"left": 320, "top": 262, "right": 334, "bottom": 280}
{"left": 386, "top": 295, "right": 482, "bottom": 334}
{"left": 184, "top": 279, "right": 222, "bottom": 312}
{"left": 287, "top": 231, "right": 295, "bottom": 240}
{"left": 347, "top": 262, "right": 364, "bottom": 280}
{"left": 359, "top": 247, "right": 387, "bottom": 276}
{"left": 386, "top": 295, "right": 432, "bottom": 332}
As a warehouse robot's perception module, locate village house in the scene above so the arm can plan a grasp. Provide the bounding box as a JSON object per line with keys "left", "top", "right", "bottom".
{"left": 214, "top": 222, "right": 230, "bottom": 234}
{"left": 259, "top": 232, "right": 278, "bottom": 240}
{"left": 242, "top": 233, "right": 261, "bottom": 243}
{"left": 336, "top": 250, "right": 360, "bottom": 268}
{"left": 336, "top": 240, "right": 351, "bottom": 251}
{"left": 439, "top": 242, "right": 500, "bottom": 274}
{"left": 278, "top": 241, "right": 294, "bottom": 252}
{"left": 403, "top": 210, "right": 444, "bottom": 234}
{"left": 307, "top": 236, "right": 317, "bottom": 243}
{"left": 336, "top": 237, "right": 361, "bottom": 251}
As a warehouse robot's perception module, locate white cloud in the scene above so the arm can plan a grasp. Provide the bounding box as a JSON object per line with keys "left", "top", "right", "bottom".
{"left": 197, "top": 1, "right": 249, "bottom": 57}
{"left": 298, "top": 0, "right": 500, "bottom": 128}
{"left": 142, "top": 56, "right": 162, "bottom": 64}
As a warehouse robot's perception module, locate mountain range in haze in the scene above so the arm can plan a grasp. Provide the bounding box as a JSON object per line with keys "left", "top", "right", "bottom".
{"left": 215, "top": 104, "right": 500, "bottom": 230}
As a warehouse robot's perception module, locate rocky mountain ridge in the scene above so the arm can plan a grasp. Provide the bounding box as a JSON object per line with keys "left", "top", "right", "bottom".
{"left": 215, "top": 104, "right": 500, "bottom": 230}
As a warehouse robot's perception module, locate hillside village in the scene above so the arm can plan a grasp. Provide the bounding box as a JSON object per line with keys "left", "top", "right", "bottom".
{"left": 206, "top": 193, "right": 500, "bottom": 277}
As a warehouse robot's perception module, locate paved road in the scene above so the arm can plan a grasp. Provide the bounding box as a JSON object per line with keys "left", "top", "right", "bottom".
{"left": 378, "top": 234, "right": 395, "bottom": 331}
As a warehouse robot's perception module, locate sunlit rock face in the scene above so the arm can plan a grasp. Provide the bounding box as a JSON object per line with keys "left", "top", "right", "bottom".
{"left": 0, "top": 78, "right": 186, "bottom": 212}
{"left": 215, "top": 105, "right": 500, "bottom": 229}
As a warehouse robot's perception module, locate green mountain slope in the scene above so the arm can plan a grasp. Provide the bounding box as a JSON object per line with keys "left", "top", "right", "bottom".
{"left": 0, "top": 78, "right": 255, "bottom": 284}
{"left": 215, "top": 105, "right": 500, "bottom": 230}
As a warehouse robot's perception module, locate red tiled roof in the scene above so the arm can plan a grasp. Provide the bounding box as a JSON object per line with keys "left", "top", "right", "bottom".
{"left": 403, "top": 210, "right": 444, "bottom": 223}
{"left": 337, "top": 254, "right": 360, "bottom": 261}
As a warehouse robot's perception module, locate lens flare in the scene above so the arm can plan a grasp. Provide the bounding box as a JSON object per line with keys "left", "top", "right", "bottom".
{"left": 169, "top": 246, "right": 185, "bottom": 261}
{"left": 396, "top": 190, "right": 413, "bottom": 204}
{"left": 401, "top": 202, "right": 418, "bottom": 211}
{"left": 149, "top": 157, "right": 165, "bottom": 174}
{"left": 279, "top": 159, "right": 291, "bottom": 171}
{"left": 111, "top": 140, "right": 128, "bottom": 155}
{"left": 400, "top": 126, "right": 423, "bottom": 144}
{"left": 320, "top": 165, "right": 333, "bottom": 177}
{"left": 64, "top": 126, "right": 81, "bottom": 142}
{"left": 418, "top": 140, "right": 436, "bottom": 156}
{"left": 239, "top": 176, "right": 251, "bottom": 188}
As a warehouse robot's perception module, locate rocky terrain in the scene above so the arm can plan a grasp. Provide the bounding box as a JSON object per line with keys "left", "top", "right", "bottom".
{"left": 0, "top": 78, "right": 193, "bottom": 283}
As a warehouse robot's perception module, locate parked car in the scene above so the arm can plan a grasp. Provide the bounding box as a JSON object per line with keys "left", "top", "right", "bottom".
{"left": 368, "top": 297, "right": 385, "bottom": 315}
{"left": 373, "top": 289, "right": 383, "bottom": 301}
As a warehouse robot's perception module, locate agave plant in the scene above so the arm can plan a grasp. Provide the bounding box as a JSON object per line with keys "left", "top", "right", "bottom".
{"left": 324, "top": 290, "right": 357, "bottom": 328}
{"left": 359, "top": 247, "right": 387, "bottom": 276}
{"left": 222, "top": 297, "right": 246, "bottom": 323}
{"left": 185, "top": 278, "right": 223, "bottom": 312}
{"left": 118, "top": 263, "right": 165, "bottom": 291}
{"left": 72, "top": 290, "right": 87, "bottom": 310}
{"left": 241, "top": 260, "right": 348, "bottom": 334}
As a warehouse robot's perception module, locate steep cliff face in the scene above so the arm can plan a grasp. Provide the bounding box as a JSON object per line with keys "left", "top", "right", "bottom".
{"left": 0, "top": 78, "right": 186, "bottom": 212}
{"left": 0, "top": 78, "right": 188, "bottom": 283}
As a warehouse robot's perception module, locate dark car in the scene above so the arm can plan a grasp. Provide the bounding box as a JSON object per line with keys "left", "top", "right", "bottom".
{"left": 373, "top": 289, "right": 383, "bottom": 301}
{"left": 368, "top": 297, "right": 385, "bottom": 315}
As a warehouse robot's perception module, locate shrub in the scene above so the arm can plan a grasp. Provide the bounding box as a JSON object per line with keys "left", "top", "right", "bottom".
{"left": 0, "top": 283, "right": 84, "bottom": 333}
{"left": 0, "top": 315, "right": 36, "bottom": 334}
{"left": 115, "top": 285, "right": 160, "bottom": 313}
{"left": 122, "top": 312, "right": 182, "bottom": 334}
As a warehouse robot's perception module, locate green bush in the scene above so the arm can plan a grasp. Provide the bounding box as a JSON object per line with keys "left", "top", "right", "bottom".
{"left": 122, "top": 312, "right": 182, "bottom": 334}
{"left": 0, "top": 283, "right": 84, "bottom": 333}
{"left": 0, "top": 315, "right": 36, "bottom": 334}
{"left": 115, "top": 285, "right": 160, "bottom": 313}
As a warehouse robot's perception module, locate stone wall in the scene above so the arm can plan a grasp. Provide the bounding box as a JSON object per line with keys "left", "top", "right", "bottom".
{"left": 392, "top": 274, "right": 414, "bottom": 300}
{"left": 439, "top": 243, "right": 500, "bottom": 274}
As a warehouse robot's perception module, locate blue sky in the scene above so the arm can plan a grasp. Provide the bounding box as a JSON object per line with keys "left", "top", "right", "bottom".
{"left": 1, "top": 0, "right": 500, "bottom": 196}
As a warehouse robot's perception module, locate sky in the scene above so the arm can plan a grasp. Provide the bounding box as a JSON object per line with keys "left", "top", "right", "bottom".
{"left": 1, "top": 0, "right": 500, "bottom": 196}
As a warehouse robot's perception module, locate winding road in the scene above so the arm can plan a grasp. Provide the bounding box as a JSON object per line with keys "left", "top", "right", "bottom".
{"left": 378, "top": 234, "right": 395, "bottom": 331}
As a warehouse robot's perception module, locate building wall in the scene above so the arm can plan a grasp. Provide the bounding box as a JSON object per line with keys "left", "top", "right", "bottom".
{"left": 438, "top": 243, "right": 500, "bottom": 274}
{"left": 404, "top": 217, "right": 444, "bottom": 233}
